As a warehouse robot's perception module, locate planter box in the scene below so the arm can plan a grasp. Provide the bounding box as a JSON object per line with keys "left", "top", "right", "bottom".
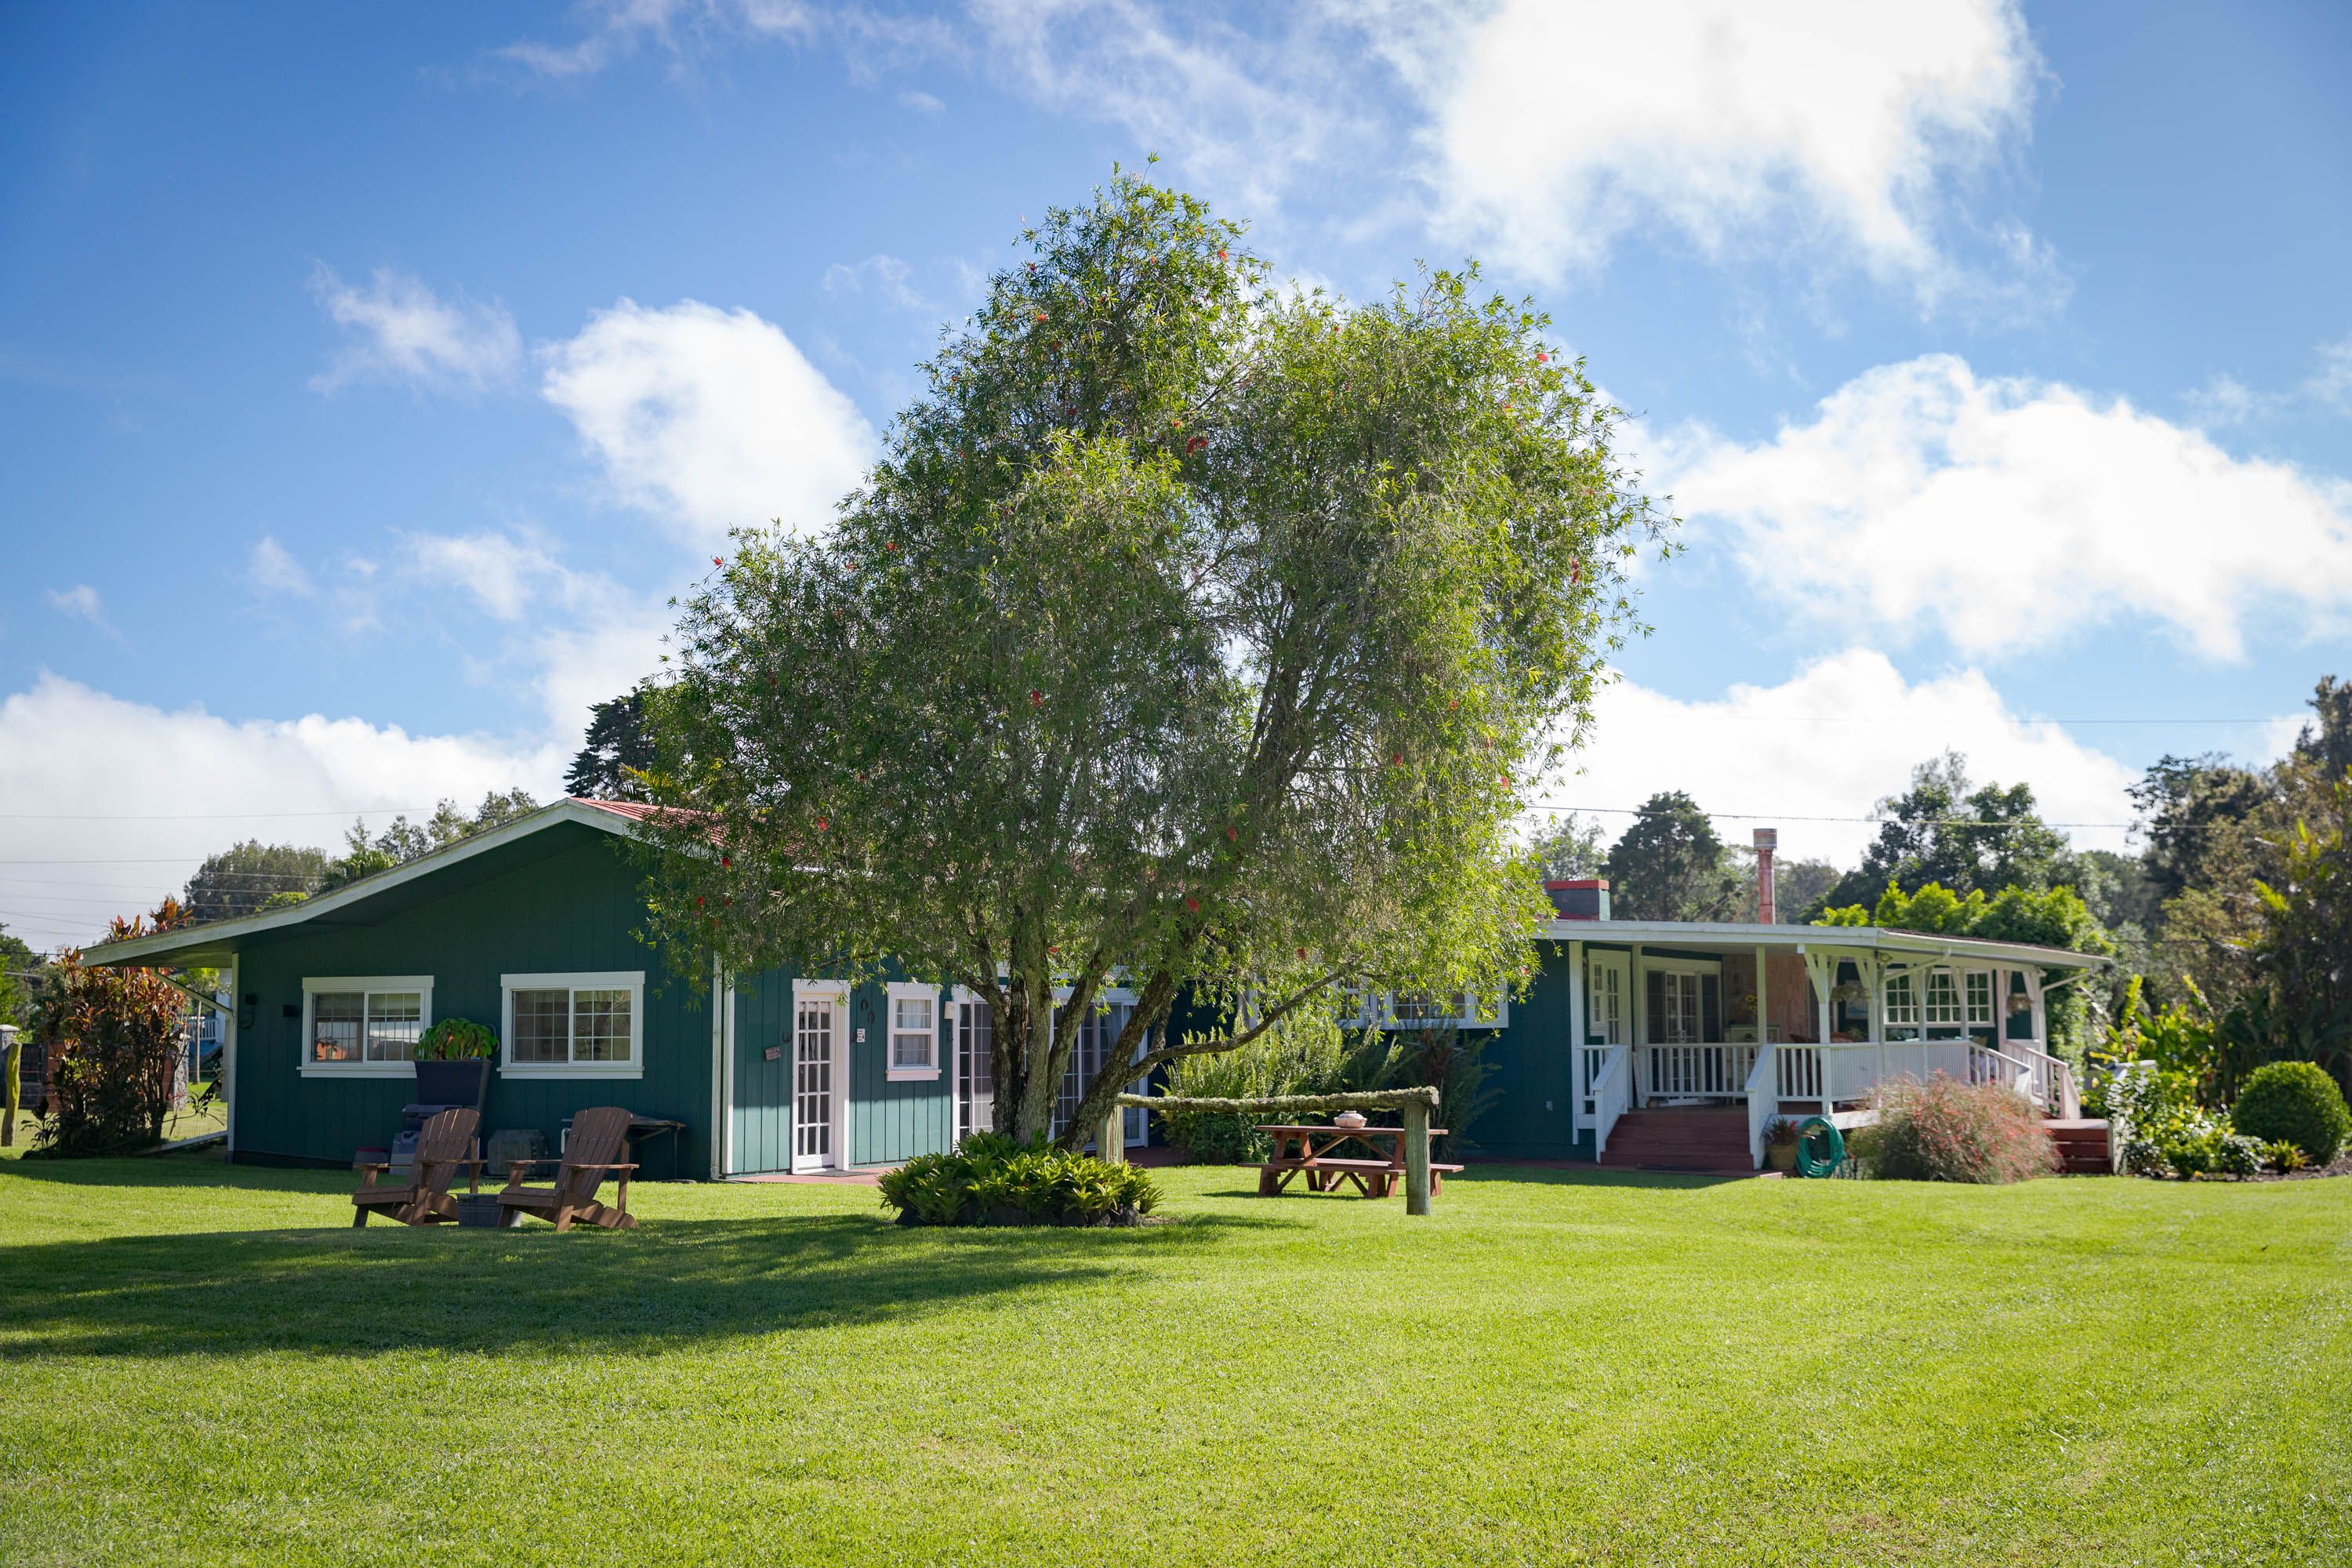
{"left": 415, "top": 1058, "right": 491, "bottom": 1109}
{"left": 452, "top": 1194, "right": 509, "bottom": 1229}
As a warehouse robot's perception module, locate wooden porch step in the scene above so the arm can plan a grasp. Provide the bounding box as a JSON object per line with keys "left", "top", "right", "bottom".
{"left": 1599, "top": 1109, "right": 1758, "bottom": 1172}
{"left": 2045, "top": 1117, "right": 2112, "bottom": 1174}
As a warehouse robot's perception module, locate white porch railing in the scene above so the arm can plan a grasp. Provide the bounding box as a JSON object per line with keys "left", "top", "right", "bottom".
{"left": 1588, "top": 1044, "right": 1632, "bottom": 1158}
{"left": 1744, "top": 1042, "right": 1777, "bottom": 1169}
{"left": 1776, "top": 1044, "right": 1823, "bottom": 1102}
{"left": 2005, "top": 1042, "right": 2081, "bottom": 1119}
{"left": 1642, "top": 1042, "right": 1759, "bottom": 1100}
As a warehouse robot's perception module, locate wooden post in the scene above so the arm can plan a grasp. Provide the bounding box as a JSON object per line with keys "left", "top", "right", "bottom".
{"left": 1100, "top": 1105, "right": 1124, "bottom": 1163}
{"left": 1403, "top": 1098, "right": 1432, "bottom": 1216}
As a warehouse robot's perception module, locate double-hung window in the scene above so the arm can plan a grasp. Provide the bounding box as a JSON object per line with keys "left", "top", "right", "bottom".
{"left": 886, "top": 982, "right": 941, "bottom": 1080}
{"left": 501, "top": 971, "right": 644, "bottom": 1078}
{"left": 1882, "top": 971, "right": 1920, "bottom": 1037}
{"left": 1965, "top": 971, "right": 1995, "bottom": 1029}
{"left": 301, "top": 977, "right": 432, "bottom": 1076}
{"left": 1922, "top": 968, "right": 1967, "bottom": 1036}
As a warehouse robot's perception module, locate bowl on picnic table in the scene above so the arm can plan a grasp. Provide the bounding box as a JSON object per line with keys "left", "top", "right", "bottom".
{"left": 1334, "top": 1111, "right": 1369, "bottom": 1130}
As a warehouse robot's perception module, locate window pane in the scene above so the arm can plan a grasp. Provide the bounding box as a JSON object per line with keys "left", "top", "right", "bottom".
{"left": 311, "top": 992, "right": 362, "bottom": 1063}
{"left": 365, "top": 992, "right": 423, "bottom": 1062}
{"left": 1965, "top": 972, "right": 1994, "bottom": 1025}
{"left": 513, "top": 989, "right": 569, "bottom": 1062}
{"left": 1924, "top": 971, "right": 1964, "bottom": 1027}
{"left": 573, "top": 989, "right": 632, "bottom": 1062}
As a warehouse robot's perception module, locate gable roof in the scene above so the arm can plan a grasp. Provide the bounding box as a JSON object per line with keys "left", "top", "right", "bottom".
{"left": 83, "top": 798, "right": 645, "bottom": 970}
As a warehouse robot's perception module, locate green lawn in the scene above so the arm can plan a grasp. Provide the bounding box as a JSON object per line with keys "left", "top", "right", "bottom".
{"left": 1, "top": 1155, "right": 2346, "bottom": 1566}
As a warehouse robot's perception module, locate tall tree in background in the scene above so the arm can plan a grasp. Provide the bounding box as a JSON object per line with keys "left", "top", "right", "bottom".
{"left": 1602, "top": 792, "right": 1739, "bottom": 920}
{"left": 1527, "top": 814, "right": 1606, "bottom": 881}
{"left": 1813, "top": 752, "right": 2072, "bottom": 913}
{"left": 637, "top": 172, "right": 1667, "bottom": 1145}
{"left": 180, "top": 840, "right": 331, "bottom": 924}
{"left": 316, "top": 789, "right": 539, "bottom": 893}
{"left": 567, "top": 682, "right": 659, "bottom": 800}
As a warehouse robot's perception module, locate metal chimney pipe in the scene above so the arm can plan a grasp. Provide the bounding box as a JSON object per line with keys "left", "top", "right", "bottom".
{"left": 1752, "top": 828, "right": 1778, "bottom": 924}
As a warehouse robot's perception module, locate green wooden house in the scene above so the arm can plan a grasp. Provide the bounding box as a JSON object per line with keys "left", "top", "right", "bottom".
{"left": 90, "top": 803, "right": 2111, "bottom": 1178}
{"left": 86, "top": 798, "right": 1124, "bottom": 1178}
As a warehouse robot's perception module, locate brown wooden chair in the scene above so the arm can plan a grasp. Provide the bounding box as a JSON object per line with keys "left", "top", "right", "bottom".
{"left": 495, "top": 1105, "right": 641, "bottom": 1232}
{"left": 352, "top": 1107, "right": 483, "bottom": 1227}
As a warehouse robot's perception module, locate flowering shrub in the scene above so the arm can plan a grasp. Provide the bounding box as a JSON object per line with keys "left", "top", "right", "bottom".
{"left": 879, "top": 1132, "right": 1161, "bottom": 1227}
{"left": 1866, "top": 1073, "right": 2060, "bottom": 1185}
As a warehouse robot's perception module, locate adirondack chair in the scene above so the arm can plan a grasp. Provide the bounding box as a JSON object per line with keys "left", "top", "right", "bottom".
{"left": 351, "top": 1106, "right": 483, "bottom": 1227}
{"left": 495, "top": 1105, "right": 641, "bottom": 1232}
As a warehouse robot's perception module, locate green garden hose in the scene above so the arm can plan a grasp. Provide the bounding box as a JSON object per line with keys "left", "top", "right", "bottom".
{"left": 1794, "top": 1116, "right": 1845, "bottom": 1178}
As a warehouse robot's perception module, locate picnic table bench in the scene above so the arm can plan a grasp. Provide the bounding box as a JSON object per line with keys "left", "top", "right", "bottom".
{"left": 1255, "top": 1123, "right": 1463, "bottom": 1200}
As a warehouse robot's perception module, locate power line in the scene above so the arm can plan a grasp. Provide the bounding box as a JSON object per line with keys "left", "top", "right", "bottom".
{"left": 0, "top": 805, "right": 440, "bottom": 822}
{"left": 1524, "top": 799, "right": 2135, "bottom": 830}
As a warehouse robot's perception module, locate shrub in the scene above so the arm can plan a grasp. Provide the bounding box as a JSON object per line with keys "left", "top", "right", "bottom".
{"left": 1867, "top": 1073, "right": 2060, "bottom": 1184}
{"left": 877, "top": 1133, "right": 1161, "bottom": 1227}
{"left": 34, "top": 947, "right": 187, "bottom": 1156}
{"left": 2262, "top": 1140, "right": 2310, "bottom": 1174}
{"left": 2163, "top": 1125, "right": 2264, "bottom": 1179}
{"left": 2228, "top": 1061, "right": 2350, "bottom": 1165}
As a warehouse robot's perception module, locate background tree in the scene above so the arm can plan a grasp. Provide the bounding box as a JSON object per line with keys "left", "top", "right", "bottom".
{"left": 637, "top": 172, "right": 1666, "bottom": 1146}
{"left": 1602, "top": 792, "right": 1739, "bottom": 920}
{"left": 180, "top": 840, "right": 331, "bottom": 924}
{"left": 1526, "top": 813, "right": 1606, "bottom": 881}
{"left": 567, "top": 682, "right": 659, "bottom": 800}
{"left": 1811, "top": 752, "right": 2072, "bottom": 913}
{"left": 318, "top": 789, "right": 539, "bottom": 892}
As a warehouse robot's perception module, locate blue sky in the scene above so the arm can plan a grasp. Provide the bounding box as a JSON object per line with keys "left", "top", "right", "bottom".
{"left": 2, "top": 0, "right": 2349, "bottom": 948}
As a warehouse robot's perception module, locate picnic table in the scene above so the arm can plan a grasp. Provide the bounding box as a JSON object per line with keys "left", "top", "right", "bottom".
{"left": 1254, "top": 1123, "right": 1461, "bottom": 1199}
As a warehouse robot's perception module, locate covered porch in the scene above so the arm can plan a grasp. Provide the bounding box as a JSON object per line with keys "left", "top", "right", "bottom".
{"left": 1548, "top": 920, "right": 2104, "bottom": 1170}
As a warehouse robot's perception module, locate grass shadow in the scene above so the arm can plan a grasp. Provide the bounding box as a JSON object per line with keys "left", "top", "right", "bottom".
{"left": 0, "top": 1209, "right": 1278, "bottom": 1362}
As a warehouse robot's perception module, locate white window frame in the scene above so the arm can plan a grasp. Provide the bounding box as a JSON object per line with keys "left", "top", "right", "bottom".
{"left": 1921, "top": 967, "right": 1968, "bottom": 1037}
{"left": 1965, "top": 969, "right": 1995, "bottom": 1028}
{"left": 298, "top": 976, "right": 434, "bottom": 1078}
{"left": 1882, "top": 970, "right": 1920, "bottom": 1029}
{"left": 1365, "top": 989, "right": 1509, "bottom": 1030}
{"left": 499, "top": 971, "right": 645, "bottom": 1080}
{"left": 884, "top": 982, "right": 942, "bottom": 1080}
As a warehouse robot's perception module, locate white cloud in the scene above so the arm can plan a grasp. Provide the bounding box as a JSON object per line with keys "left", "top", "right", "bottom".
{"left": 309, "top": 265, "right": 523, "bottom": 394}
{"left": 822, "top": 253, "right": 929, "bottom": 312}
{"left": 404, "top": 531, "right": 563, "bottom": 621}
{"left": 895, "top": 88, "right": 946, "bottom": 114}
{"left": 45, "top": 584, "right": 115, "bottom": 635}
{"left": 540, "top": 298, "right": 877, "bottom": 542}
{"left": 247, "top": 536, "right": 316, "bottom": 597}
{"left": 1422, "top": 0, "right": 2039, "bottom": 295}
{"left": 1659, "top": 354, "right": 2352, "bottom": 661}
{"left": 1538, "top": 649, "right": 2140, "bottom": 866}
{"left": 0, "top": 674, "right": 563, "bottom": 953}
{"left": 2303, "top": 331, "right": 2352, "bottom": 413}
{"left": 490, "top": 0, "right": 815, "bottom": 78}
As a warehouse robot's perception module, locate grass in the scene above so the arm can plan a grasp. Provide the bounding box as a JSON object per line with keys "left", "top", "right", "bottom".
{"left": 1, "top": 1156, "right": 2347, "bottom": 1567}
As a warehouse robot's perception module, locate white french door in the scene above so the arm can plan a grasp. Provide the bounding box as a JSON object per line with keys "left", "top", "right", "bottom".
{"left": 793, "top": 989, "right": 842, "bottom": 1171}
{"left": 1589, "top": 954, "right": 1628, "bottom": 1047}
{"left": 954, "top": 992, "right": 994, "bottom": 1143}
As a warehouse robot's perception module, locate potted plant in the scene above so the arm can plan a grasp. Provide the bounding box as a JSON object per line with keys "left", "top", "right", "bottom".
{"left": 1762, "top": 1116, "right": 1801, "bottom": 1174}
{"left": 412, "top": 1018, "right": 495, "bottom": 1108}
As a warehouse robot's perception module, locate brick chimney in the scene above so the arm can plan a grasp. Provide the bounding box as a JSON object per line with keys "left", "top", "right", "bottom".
{"left": 1544, "top": 878, "right": 1610, "bottom": 920}
{"left": 1752, "top": 828, "right": 1778, "bottom": 924}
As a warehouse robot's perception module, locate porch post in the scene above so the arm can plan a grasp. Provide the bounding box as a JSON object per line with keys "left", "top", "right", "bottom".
{"left": 1808, "top": 950, "right": 1835, "bottom": 1112}
{"left": 1629, "top": 945, "right": 1646, "bottom": 1105}
{"left": 1566, "top": 939, "right": 1587, "bottom": 1137}
{"left": 1100, "top": 1106, "right": 1125, "bottom": 1163}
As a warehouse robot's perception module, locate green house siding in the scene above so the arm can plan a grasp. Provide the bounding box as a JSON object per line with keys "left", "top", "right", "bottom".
{"left": 729, "top": 968, "right": 797, "bottom": 1175}
{"left": 847, "top": 981, "right": 954, "bottom": 1166}
{"left": 1465, "top": 941, "right": 1588, "bottom": 1160}
{"left": 230, "top": 826, "right": 716, "bottom": 1175}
